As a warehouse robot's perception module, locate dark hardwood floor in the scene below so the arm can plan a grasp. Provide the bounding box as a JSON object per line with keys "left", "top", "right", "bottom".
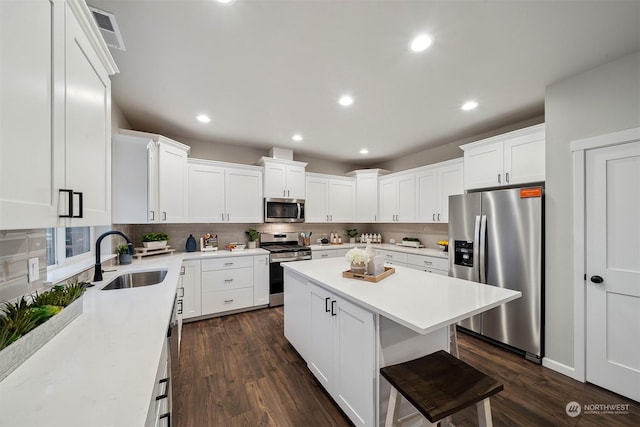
{"left": 173, "top": 307, "right": 639, "bottom": 427}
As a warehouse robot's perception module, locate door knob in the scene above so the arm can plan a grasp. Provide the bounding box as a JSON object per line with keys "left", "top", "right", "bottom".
{"left": 590, "top": 275, "right": 604, "bottom": 284}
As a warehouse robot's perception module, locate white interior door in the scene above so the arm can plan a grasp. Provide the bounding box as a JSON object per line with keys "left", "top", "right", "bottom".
{"left": 586, "top": 140, "right": 640, "bottom": 401}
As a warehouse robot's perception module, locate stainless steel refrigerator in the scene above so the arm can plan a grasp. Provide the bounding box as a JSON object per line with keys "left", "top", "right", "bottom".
{"left": 449, "top": 187, "right": 543, "bottom": 363}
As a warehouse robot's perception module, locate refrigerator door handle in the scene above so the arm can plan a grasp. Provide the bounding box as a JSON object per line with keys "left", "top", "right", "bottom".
{"left": 479, "top": 215, "right": 487, "bottom": 284}
{"left": 473, "top": 215, "right": 481, "bottom": 282}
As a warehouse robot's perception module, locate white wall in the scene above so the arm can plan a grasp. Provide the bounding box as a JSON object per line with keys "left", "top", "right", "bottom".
{"left": 376, "top": 116, "right": 544, "bottom": 173}
{"left": 544, "top": 51, "right": 640, "bottom": 369}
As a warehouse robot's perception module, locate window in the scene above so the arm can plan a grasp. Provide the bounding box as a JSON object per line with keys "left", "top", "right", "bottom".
{"left": 46, "top": 227, "right": 94, "bottom": 268}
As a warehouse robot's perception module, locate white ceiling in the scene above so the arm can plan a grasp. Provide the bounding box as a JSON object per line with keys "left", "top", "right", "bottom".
{"left": 88, "top": 0, "right": 640, "bottom": 164}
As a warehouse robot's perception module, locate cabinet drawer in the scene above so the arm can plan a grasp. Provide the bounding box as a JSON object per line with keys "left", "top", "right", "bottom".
{"left": 376, "top": 250, "right": 408, "bottom": 264}
{"left": 313, "top": 250, "right": 336, "bottom": 259}
{"left": 202, "top": 267, "right": 253, "bottom": 293}
{"left": 201, "top": 288, "right": 253, "bottom": 314}
{"left": 407, "top": 254, "right": 448, "bottom": 271}
{"left": 202, "top": 256, "right": 253, "bottom": 271}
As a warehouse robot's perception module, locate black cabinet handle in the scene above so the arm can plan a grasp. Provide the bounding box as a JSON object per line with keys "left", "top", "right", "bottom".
{"left": 325, "top": 297, "right": 330, "bottom": 312}
{"left": 331, "top": 300, "right": 336, "bottom": 316}
{"left": 590, "top": 275, "right": 604, "bottom": 284}
{"left": 177, "top": 301, "right": 183, "bottom": 315}
{"left": 59, "top": 189, "right": 73, "bottom": 218}
{"left": 159, "top": 412, "right": 170, "bottom": 426}
{"left": 73, "top": 191, "right": 83, "bottom": 218}
{"left": 156, "top": 377, "right": 170, "bottom": 400}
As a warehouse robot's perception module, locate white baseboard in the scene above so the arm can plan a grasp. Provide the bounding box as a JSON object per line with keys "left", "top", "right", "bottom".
{"left": 543, "top": 357, "right": 581, "bottom": 381}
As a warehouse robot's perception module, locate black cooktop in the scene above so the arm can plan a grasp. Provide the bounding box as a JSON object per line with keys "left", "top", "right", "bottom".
{"left": 262, "top": 244, "right": 310, "bottom": 253}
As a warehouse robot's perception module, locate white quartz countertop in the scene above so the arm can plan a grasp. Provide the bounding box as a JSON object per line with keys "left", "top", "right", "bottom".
{"left": 0, "top": 249, "right": 267, "bottom": 427}
{"left": 283, "top": 257, "right": 521, "bottom": 335}
{"left": 309, "top": 243, "right": 449, "bottom": 259}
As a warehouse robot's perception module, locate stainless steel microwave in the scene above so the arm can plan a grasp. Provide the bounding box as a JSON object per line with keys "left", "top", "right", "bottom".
{"left": 264, "top": 198, "right": 305, "bottom": 223}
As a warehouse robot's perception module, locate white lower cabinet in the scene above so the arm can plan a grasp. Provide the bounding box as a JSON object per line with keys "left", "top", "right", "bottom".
{"left": 406, "top": 253, "right": 449, "bottom": 275}
{"left": 375, "top": 249, "right": 408, "bottom": 267}
{"left": 145, "top": 334, "right": 170, "bottom": 427}
{"left": 253, "top": 255, "right": 269, "bottom": 306}
{"left": 181, "top": 260, "right": 202, "bottom": 320}
{"left": 283, "top": 270, "right": 309, "bottom": 360}
{"left": 308, "top": 281, "right": 375, "bottom": 426}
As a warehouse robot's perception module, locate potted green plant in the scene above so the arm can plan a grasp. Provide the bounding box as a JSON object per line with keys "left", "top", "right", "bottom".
{"left": 115, "top": 245, "right": 132, "bottom": 264}
{"left": 142, "top": 232, "right": 168, "bottom": 249}
{"left": 346, "top": 229, "right": 358, "bottom": 244}
{"left": 245, "top": 228, "right": 260, "bottom": 249}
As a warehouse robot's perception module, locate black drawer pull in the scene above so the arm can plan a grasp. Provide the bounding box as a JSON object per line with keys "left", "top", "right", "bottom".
{"left": 156, "top": 377, "right": 170, "bottom": 400}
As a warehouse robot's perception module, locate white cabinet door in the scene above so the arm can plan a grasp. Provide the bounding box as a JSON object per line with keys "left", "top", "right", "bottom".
{"left": 0, "top": 0, "right": 59, "bottom": 229}
{"left": 308, "top": 283, "right": 334, "bottom": 389}
{"left": 416, "top": 169, "right": 438, "bottom": 222}
{"left": 181, "top": 260, "right": 202, "bottom": 320}
{"left": 463, "top": 140, "right": 504, "bottom": 190}
{"left": 253, "top": 255, "right": 269, "bottom": 306}
{"left": 188, "top": 163, "right": 225, "bottom": 223}
{"left": 436, "top": 161, "right": 463, "bottom": 223}
{"left": 397, "top": 174, "right": 415, "bottom": 222}
{"left": 147, "top": 142, "right": 159, "bottom": 223}
{"left": 286, "top": 164, "right": 306, "bottom": 199}
{"left": 378, "top": 177, "right": 397, "bottom": 222}
{"left": 283, "top": 270, "right": 309, "bottom": 360}
{"left": 328, "top": 179, "right": 355, "bottom": 222}
{"left": 263, "top": 162, "right": 287, "bottom": 198}
{"left": 504, "top": 136, "right": 545, "bottom": 185}
{"left": 64, "top": 3, "right": 111, "bottom": 226}
{"left": 355, "top": 172, "right": 378, "bottom": 222}
{"left": 225, "top": 168, "right": 262, "bottom": 223}
{"left": 158, "top": 141, "right": 189, "bottom": 223}
{"left": 305, "top": 176, "right": 329, "bottom": 222}
{"left": 333, "top": 297, "right": 375, "bottom": 427}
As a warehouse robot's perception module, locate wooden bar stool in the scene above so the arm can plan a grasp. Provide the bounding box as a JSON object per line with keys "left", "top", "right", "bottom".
{"left": 380, "top": 350, "right": 503, "bottom": 427}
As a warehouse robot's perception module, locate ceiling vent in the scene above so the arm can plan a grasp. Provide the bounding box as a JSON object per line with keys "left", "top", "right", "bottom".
{"left": 89, "top": 7, "right": 126, "bottom": 51}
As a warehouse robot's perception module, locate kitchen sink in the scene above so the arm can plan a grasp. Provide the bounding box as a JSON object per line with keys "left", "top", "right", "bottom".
{"left": 101, "top": 269, "right": 168, "bottom": 290}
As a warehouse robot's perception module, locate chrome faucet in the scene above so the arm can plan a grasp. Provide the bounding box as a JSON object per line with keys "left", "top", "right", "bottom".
{"left": 93, "top": 230, "right": 134, "bottom": 282}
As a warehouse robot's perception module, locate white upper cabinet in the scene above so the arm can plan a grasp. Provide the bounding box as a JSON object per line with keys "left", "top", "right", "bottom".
{"left": 416, "top": 159, "right": 463, "bottom": 223}
{"left": 113, "top": 130, "right": 190, "bottom": 224}
{"left": 353, "top": 169, "right": 383, "bottom": 223}
{"left": 259, "top": 157, "right": 307, "bottom": 199}
{"left": 158, "top": 140, "right": 189, "bottom": 223}
{"left": 305, "top": 174, "right": 355, "bottom": 223}
{"left": 1, "top": 0, "right": 58, "bottom": 229}
{"left": 379, "top": 173, "right": 415, "bottom": 222}
{"left": 188, "top": 159, "right": 262, "bottom": 223}
{"left": 461, "top": 123, "right": 545, "bottom": 190}
{"left": 1, "top": 0, "right": 117, "bottom": 229}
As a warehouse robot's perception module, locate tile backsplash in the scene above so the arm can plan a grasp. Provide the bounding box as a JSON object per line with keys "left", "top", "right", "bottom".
{"left": 119, "top": 222, "right": 448, "bottom": 252}
{"left": 0, "top": 229, "right": 47, "bottom": 302}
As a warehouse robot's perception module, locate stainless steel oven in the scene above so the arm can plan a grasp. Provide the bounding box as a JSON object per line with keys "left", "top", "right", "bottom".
{"left": 261, "top": 232, "right": 311, "bottom": 306}
{"left": 264, "top": 198, "right": 305, "bottom": 223}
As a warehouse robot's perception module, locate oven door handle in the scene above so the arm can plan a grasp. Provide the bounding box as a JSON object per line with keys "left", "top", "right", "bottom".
{"left": 271, "top": 256, "right": 311, "bottom": 263}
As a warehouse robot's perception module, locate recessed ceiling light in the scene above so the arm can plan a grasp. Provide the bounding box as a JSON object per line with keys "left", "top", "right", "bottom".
{"left": 216, "top": 0, "right": 235, "bottom": 4}
{"left": 360, "top": 148, "right": 369, "bottom": 155}
{"left": 461, "top": 100, "right": 479, "bottom": 111}
{"left": 338, "top": 95, "right": 354, "bottom": 106}
{"left": 196, "top": 114, "right": 211, "bottom": 123}
{"left": 409, "top": 34, "right": 433, "bottom": 52}
{"left": 291, "top": 134, "right": 303, "bottom": 142}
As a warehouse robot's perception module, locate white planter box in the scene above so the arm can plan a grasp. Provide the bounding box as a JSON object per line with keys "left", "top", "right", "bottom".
{"left": 142, "top": 241, "right": 167, "bottom": 249}
{"left": 0, "top": 295, "right": 83, "bottom": 382}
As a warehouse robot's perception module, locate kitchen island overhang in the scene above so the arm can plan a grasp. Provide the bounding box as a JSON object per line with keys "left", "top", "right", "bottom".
{"left": 282, "top": 257, "right": 521, "bottom": 426}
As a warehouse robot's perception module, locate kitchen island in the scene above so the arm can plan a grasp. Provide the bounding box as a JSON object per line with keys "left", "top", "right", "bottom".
{"left": 283, "top": 257, "right": 521, "bottom": 427}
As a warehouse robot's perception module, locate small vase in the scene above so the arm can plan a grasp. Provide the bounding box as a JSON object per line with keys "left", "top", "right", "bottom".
{"left": 186, "top": 234, "right": 197, "bottom": 252}
{"left": 118, "top": 254, "right": 132, "bottom": 265}
{"left": 247, "top": 241, "right": 257, "bottom": 249}
{"left": 349, "top": 237, "right": 356, "bottom": 244}
{"left": 350, "top": 262, "right": 366, "bottom": 275}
